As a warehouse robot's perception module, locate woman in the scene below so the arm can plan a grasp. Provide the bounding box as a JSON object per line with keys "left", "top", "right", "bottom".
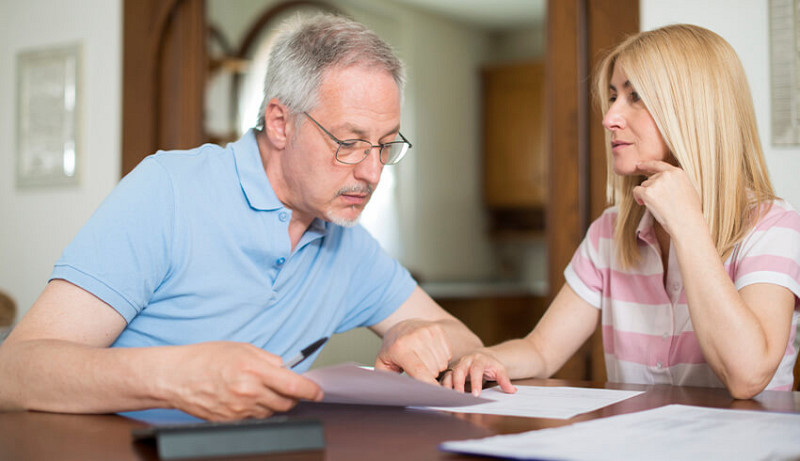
{"left": 445, "top": 24, "right": 800, "bottom": 399}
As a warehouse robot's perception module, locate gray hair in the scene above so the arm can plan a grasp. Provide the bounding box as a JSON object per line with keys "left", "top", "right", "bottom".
{"left": 256, "top": 13, "right": 405, "bottom": 128}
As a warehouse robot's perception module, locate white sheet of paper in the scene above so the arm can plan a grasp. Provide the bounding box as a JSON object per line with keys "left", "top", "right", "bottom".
{"left": 303, "top": 363, "right": 490, "bottom": 407}
{"left": 418, "top": 385, "right": 643, "bottom": 419}
{"left": 441, "top": 404, "right": 800, "bottom": 460}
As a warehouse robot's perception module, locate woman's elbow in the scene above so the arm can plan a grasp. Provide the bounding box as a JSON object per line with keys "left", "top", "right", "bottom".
{"left": 724, "top": 372, "right": 773, "bottom": 400}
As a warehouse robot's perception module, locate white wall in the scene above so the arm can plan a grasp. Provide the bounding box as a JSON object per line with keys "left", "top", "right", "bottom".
{"left": 0, "top": 0, "right": 122, "bottom": 321}
{"left": 641, "top": 0, "right": 800, "bottom": 208}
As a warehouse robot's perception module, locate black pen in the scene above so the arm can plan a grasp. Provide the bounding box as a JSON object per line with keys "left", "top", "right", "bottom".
{"left": 284, "top": 337, "right": 329, "bottom": 369}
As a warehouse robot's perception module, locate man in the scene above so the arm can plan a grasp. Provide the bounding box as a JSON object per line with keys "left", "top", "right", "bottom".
{"left": 0, "top": 13, "right": 481, "bottom": 421}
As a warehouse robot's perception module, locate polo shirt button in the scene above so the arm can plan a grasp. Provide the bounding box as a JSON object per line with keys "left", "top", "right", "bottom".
{"left": 671, "top": 282, "right": 681, "bottom": 291}
{"left": 279, "top": 212, "right": 289, "bottom": 222}
{"left": 656, "top": 362, "right": 663, "bottom": 369}
{"left": 276, "top": 257, "right": 286, "bottom": 266}
{"left": 663, "top": 333, "right": 669, "bottom": 340}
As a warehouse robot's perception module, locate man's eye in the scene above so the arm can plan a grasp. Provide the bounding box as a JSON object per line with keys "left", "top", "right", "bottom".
{"left": 340, "top": 141, "right": 358, "bottom": 148}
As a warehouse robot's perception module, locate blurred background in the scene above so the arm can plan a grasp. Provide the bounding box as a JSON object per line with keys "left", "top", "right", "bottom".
{"left": 1, "top": 0, "right": 798, "bottom": 380}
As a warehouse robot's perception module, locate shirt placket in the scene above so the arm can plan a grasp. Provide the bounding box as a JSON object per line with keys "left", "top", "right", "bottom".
{"left": 659, "top": 242, "right": 681, "bottom": 380}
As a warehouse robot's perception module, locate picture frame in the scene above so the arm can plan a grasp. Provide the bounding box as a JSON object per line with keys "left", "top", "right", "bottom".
{"left": 769, "top": 0, "right": 800, "bottom": 145}
{"left": 16, "top": 43, "right": 81, "bottom": 187}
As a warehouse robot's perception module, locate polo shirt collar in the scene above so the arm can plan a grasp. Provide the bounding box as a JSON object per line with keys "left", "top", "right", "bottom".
{"left": 635, "top": 208, "right": 657, "bottom": 245}
{"left": 232, "top": 129, "right": 283, "bottom": 211}
{"left": 231, "top": 129, "right": 330, "bottom": 238}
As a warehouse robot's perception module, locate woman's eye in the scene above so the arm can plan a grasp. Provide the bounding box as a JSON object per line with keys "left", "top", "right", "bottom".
{"left": 630, "top": 92, "right": 641, "bottom": 102}
{"left": 609, "top": 95, "right": 617, "bottom": 103}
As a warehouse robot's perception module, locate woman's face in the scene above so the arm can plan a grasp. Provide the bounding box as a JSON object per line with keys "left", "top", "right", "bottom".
{"left": 602, "top": 65, "right": 670, "bottom": 176}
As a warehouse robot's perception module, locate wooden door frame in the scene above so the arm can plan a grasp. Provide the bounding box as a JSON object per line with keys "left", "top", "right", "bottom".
{"left": 122, "top": 0, "right": 206, "bottom": 177}
{"left": 547, "top": 0, "right": 639, "bottom": 381}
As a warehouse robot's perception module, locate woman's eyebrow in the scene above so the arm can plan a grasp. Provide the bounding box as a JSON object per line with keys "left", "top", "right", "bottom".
{"left": 608, "top": 80, "right": 633, "bottom": 94}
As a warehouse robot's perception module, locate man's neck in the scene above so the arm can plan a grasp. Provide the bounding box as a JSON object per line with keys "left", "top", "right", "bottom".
{"left": 255, "top": 129, "right": 314, "bottom": 251}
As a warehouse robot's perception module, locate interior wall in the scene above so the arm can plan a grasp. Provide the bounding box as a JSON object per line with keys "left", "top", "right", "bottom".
{"left": 209, "top": 0, "right": 503, "bottom": 284}
{"left": 641, "top": 0, "right": 800, "bottom": 209}
{"left": 0, "top": 0, "right": 122, "bottom": 322}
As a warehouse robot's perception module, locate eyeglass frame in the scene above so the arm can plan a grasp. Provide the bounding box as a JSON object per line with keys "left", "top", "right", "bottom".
{"left": 302, "top": 112, "right": 413, "bottom": 165}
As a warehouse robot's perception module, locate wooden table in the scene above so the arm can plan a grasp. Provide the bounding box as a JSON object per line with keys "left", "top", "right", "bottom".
{"left": 1, "top": 378, "right": 798, "bottom": 460}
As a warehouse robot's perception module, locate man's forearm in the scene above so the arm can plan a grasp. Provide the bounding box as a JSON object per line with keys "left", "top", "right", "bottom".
{"left": 0, "top": 339, "right": 170, "bottom": 414}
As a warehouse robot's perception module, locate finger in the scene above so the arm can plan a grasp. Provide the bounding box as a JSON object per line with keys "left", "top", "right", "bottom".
{"left": 635, "top": 160, "right": 672, "bottom": 176}
{"left": 469, "top": 366, "right": 486, "bottom": 397}
{"left": 253, "top": 388, "right": 301, "bottom": 415}
{"left": 632, "top": 185, "right": 645, "bottom": 206}
{"left": 267, "top": 367, "right": 324, "bottom": 402}
{"left": 374, "top": 356, "right": 402, "bottom": 373}
{"left": 403, "top": 358, "right": 439, "bottom": 384}
{"left": 494, "top": 372, "right": 517, "bottom": 394}
{"left": 439, "top": 370, "right": 453, "bottom": 389}
{"left": 451, "top": 365, "right": 468, "bottom": 393}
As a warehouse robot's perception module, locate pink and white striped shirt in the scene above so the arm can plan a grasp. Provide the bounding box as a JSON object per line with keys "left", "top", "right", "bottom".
{"left": 564, "top": 200, "right": 800, "bottom": 391}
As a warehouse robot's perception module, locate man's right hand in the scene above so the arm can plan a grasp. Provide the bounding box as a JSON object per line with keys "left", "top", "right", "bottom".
{"left": 162, "top": 341, "right": 323, "bottom": 421}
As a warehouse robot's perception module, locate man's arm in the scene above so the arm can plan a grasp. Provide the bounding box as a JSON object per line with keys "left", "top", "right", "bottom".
{"left": 369, "top": 286, "right": 482, "bottom": 383}
{"left": 0, "top": 280, "right": 322, "bottom": 420}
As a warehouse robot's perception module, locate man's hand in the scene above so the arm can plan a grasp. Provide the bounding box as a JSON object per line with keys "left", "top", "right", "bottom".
{"left": 163, "top": 341, "right": 324, "bottom": 421}
{"left": 373, "top": 319, "right": 452, "bottom": 384}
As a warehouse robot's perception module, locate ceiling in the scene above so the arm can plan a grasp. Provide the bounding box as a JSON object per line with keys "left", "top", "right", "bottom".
{"left": 388, "top": 0, "right": 546, "bottom": 30}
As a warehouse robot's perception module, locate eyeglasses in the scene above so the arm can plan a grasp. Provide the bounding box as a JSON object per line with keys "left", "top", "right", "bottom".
{"left": 303, "top": 112, "right": 412, "bottom": 165}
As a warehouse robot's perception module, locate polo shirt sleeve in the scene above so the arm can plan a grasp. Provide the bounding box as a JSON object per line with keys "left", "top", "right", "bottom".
{"left": 732, "top": 201, "right": 800, "bottom": 301}
{"left": 564, "top": 212, "right": 612, "bottom": 309}
{"left": 334, "top": 227, "right": 416, "bottom": 332}
{"left": 50, "top": 156, "right": 175, "bottom": 322}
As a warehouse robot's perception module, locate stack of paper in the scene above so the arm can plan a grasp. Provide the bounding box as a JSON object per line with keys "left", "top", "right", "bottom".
{"left": 441, "top": 404, "right": 800, "bottom": 460}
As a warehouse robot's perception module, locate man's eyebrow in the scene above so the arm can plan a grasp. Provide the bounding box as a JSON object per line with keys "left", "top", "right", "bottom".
{"left": 342, "top": 123, "right": 401, "bottom": 140}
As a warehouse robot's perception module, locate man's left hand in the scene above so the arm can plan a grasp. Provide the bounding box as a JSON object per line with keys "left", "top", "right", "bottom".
{"left": 374, "top": 319, "right": 452, "bottom": 384}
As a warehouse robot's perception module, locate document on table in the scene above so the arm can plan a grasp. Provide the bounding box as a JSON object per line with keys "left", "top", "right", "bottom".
{"left": 417, "top": 385, "right": 643, "bottom": 419}
{"left": 303, "top": 363, "right": 491, "bottom": 407}
{"left": 441, "top": 404, "right": 800, "bottom": 461}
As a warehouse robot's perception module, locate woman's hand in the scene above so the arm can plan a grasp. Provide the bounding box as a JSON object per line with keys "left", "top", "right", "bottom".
{"left": 440, "top": 348, "right": 517, "bottom": 397}
{"left": 633, "top": 160, "right": 704, "bottom": 238}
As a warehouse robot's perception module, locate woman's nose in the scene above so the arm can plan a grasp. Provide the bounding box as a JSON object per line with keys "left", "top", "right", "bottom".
{"left": 602, "top": 105, "right": 625, "bottom": 131}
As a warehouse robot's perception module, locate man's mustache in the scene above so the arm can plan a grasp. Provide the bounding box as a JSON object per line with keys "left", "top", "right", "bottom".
{"left": 335, "top": 184, "right": 374, "bottom": 197}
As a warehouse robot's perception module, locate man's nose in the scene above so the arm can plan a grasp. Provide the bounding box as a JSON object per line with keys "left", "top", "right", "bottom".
{"left": 353, "top": 146, "right": 383, "bottom": 185}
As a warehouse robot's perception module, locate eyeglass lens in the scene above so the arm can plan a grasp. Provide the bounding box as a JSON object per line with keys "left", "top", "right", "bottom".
{"left": 336, "top": 140, "right": 409, "bottom": 165}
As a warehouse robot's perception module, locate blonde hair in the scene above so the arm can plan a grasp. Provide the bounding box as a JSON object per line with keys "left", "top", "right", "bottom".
{"left": 595, "top": 24, "right": 774, "bottom": 268}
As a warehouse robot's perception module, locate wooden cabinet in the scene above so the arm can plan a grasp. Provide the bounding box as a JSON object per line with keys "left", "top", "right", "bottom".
{"left": 482, "top": 61, "right": 547, "bottom": 210}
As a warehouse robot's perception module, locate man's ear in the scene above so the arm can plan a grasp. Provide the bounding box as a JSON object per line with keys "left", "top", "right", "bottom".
{"left": 263, "top": 99, "right": 292, "bottom": 149}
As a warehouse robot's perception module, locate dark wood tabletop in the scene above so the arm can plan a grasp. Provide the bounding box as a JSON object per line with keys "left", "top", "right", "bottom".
{"left": 1, "top": 378, "right": 798, "bottom": 461}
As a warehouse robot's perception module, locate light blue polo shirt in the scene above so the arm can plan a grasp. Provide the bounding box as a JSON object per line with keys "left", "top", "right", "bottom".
{"left": 51, "top": 129, "right": 416, "bottom": 371}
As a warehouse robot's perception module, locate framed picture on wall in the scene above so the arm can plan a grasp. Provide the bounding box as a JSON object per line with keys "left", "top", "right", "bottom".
{"left": 16, "top": 43, "right": 81, "bottom": 188}
{"left": 769, "top": 0, "right": 800, "bottom": 146}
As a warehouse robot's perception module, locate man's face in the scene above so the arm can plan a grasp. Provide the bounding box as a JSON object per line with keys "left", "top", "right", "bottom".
{"left": 281, "top": 65, "right": 402, "bottom": 227}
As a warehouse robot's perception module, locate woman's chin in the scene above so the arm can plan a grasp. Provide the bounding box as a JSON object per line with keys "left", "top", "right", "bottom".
{"left": 612, "top": 165, "right": 639, "bottom": 176}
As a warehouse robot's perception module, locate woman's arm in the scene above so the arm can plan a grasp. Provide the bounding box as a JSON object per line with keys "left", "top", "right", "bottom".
{"left": 444, "top": 284, "right": 600, "bottom": 395}
{"left": 634, "top": 160, "right": 795, "bottom": 398}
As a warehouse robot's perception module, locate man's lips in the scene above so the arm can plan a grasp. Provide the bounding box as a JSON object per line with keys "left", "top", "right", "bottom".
{"left": 339, "top": 192, "right": 370, "bottom": 205}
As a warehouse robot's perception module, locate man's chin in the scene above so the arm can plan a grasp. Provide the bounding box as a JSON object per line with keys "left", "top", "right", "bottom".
{"left": 325, "top": 208, "right": 363, "bottom": 228}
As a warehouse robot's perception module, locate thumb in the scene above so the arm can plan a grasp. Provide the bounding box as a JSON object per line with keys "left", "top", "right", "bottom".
{"left": 373, "top": 356, "right": 402, "bottom": 373}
